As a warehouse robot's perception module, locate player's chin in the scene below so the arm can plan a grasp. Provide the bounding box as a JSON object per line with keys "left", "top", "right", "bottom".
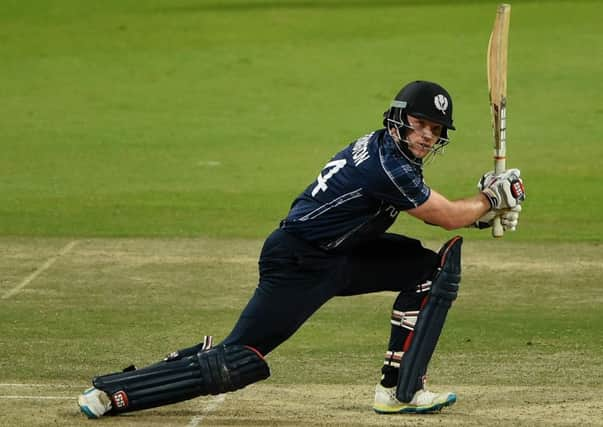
{"left": 411, "top": 148, "right": 430, "bottom": 158}
{"left": 407, "top": 143, "right": 432, "bottom": 158}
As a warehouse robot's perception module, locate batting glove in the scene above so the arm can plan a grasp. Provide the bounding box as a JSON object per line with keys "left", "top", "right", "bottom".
{"left": 479, "top": 168, "right": 526, "bottom": 210}
{"left": 473, "top": 205, "right": 521, "bottom": 231}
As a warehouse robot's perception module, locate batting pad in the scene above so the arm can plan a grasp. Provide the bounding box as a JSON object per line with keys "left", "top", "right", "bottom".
{"left": 92, "top": 344, "right": 270, "bottom": 414}
{"left": 396, "top": 236, "right": 462, "bottom": 403}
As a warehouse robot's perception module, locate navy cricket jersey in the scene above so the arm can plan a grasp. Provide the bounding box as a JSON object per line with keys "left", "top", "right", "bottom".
{"left": 280, "top": 128, "right": 431, "bottom": 251}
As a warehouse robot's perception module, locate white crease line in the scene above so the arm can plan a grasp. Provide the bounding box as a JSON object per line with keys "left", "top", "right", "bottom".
{"left": 188, "top": 394, "right": 225, "bottom": 427}
{"left": 0, "top": 395, "right": 73, "bottom": 400}
{"left": 0, "top": 383, "right": 82, "bottom": 388}
{"left": 2, "top": 240, "right": 79, "bottom": 300}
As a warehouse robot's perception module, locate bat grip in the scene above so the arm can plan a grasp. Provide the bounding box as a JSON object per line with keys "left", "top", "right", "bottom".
{"left": 492, "top": 217, "right": 504, "bottom": 237}
{"left": 492, "top": 157, "right": 506, "bottom": 238}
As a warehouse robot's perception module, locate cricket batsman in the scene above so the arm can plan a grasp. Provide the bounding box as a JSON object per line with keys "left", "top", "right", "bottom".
{"left": 78, "top": 80, "right": 525, "bottom": 418}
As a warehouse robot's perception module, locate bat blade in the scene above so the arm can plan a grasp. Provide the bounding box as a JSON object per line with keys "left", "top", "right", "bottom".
{"left": 487, "top": 3, "right": 511, "bottom": 238}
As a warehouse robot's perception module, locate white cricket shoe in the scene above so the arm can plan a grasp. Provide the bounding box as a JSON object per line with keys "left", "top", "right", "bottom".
{"left": 373, "top": 383, "right": 456, "bottom": 414}
{"left": 78, "top": 387, "right": 112, "bottom": 419}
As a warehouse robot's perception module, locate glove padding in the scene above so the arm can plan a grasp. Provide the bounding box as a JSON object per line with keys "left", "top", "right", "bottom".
{"left": 479, "top": 168, "right": 526, "bottom": 210}
{"left": 473, "top": 205, "right": 521, "bottom": 231}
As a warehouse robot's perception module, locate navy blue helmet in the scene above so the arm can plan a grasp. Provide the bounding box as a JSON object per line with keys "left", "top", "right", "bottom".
{"left": 383, "top": 81, "right": 455, "bottom": 163}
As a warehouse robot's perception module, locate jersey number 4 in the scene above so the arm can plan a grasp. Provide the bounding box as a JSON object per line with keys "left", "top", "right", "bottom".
{"left": 311, "top": 159, "right": 347, "bottom": 197}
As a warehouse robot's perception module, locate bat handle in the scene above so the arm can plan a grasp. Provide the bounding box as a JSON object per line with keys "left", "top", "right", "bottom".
{"left": 492, "top": 157, "right": 506, "bottom": 238}
{"left": 492, "top": 217, "right": 504, "bottom": 237}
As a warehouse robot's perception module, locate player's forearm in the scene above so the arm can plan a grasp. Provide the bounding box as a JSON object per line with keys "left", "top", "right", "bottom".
{"left": 443, "top": 193, "right": 492, "bottom": 229}
{"left": 408, "top": 190, "right": 491, "bottom": 230}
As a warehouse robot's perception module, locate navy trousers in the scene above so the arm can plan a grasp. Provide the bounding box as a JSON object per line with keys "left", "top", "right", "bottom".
{"left": 222, "top": 228, "right": 438, "bottom": 355}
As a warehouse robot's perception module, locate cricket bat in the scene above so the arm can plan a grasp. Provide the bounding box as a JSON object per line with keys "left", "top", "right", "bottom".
{"left": 487, "top": 3, "right": 511, "bottom": 238}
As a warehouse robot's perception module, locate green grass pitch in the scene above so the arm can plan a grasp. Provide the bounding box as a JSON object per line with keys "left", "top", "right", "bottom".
{"left": 0, "top": 1, "right": 602, "bottom": 425}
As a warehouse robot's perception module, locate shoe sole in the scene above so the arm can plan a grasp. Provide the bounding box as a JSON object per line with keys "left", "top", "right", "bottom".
{"left": 373, "top": 393, "right": 457, "bottom": 414}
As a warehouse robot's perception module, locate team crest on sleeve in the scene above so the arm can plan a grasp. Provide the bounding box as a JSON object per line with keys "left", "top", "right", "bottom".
{"left": 434, "top": 94, "right": 449, "bottom": 114}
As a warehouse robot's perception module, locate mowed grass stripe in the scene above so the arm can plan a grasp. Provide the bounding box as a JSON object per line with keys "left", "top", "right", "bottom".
{"left": 1, "top": 1, "right": 602, "bottom": 242}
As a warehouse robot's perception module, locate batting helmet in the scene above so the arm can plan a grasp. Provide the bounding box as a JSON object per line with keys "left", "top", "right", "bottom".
{"left": 383, "top": 81, "right": 455, "bottom": 164}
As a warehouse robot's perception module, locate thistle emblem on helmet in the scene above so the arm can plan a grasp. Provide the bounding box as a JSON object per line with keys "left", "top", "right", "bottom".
{"left": 434, "top": 94, "right": 449, "bottom": 114}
